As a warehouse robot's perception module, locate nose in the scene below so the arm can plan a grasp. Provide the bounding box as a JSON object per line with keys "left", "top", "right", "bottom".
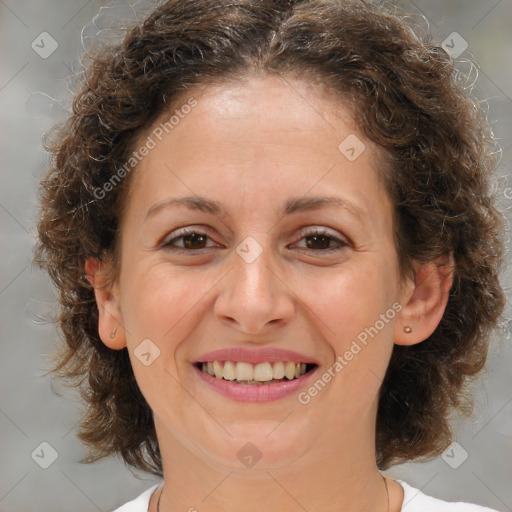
{"left": 213, "top": 236, "right": 295, "bottom": 335}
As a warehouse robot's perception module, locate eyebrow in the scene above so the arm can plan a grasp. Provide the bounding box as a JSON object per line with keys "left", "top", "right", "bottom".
{"left": 145, "top": 195, "right": 366, "bottom": 221}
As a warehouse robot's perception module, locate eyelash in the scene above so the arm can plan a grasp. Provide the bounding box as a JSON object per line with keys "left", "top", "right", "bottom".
{"left": 162, "top": 227, "right": 349, "bottom": 253}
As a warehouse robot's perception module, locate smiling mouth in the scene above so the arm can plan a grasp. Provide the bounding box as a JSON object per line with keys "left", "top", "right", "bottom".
{"left": 195, "top": 361, "right": 317, "bottom": 385}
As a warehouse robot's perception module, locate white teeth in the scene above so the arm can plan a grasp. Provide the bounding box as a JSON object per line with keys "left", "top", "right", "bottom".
{"left": 236, "top": 362, "right": 253, "bottom": 381}
{"left": 223, "top": 361, "right": 236, "bottom": 380}
{"left": 253, "top": 362, "right": 273, "bottom": 381}
{"left": 285, "top": 361, "right": 296, "bottom": 380}
{"left": 213, "top": 360, "right": 223, "bottom": 379}
{"left": 273, "top": 361, "right": 285, "bottom": 379}
{"left": 200, "top": 360, "right": 311, "bottom": 383}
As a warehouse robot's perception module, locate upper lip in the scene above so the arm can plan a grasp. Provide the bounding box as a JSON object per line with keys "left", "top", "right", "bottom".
{"left": 193, "top": 347, "right": 319, "bottom": 365}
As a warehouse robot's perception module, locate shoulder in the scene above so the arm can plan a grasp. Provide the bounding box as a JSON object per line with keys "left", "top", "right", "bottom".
{"left": 397, "top": 480, "right": 500, "bottom": 512}
{"left": 109, "top": 480, "right": 500, "bottom": 512}
{"left": 111, "top": 484, "right": 160, "bottom": 512}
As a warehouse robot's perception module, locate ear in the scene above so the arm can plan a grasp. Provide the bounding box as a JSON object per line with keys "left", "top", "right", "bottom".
{"left": 394, "top": 253, "right": 455, "bottom": 346}
{"left": 85, "top": 257, "right": 127, "bottom": 350}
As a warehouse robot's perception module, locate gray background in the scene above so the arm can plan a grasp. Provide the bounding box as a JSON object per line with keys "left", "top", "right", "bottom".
{"left": 1, "top": 0, "right": 511, "bottom": 511}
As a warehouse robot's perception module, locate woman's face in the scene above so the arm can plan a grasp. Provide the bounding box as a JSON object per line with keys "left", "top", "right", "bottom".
{"left": 105, "top": 74, "right": 413, "bottom": 472}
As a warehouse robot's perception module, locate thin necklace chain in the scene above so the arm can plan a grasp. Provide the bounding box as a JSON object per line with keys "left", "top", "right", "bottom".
{"left": 157, "top": 474, "right": 389, "bottom": 512}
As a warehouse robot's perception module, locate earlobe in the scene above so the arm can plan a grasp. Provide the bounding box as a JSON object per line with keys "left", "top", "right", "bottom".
{"left": 394, "top": 253, "right": 455, "bottom": 346}
{"left": 85, "top": 257, "right": 127, "bottom": 350}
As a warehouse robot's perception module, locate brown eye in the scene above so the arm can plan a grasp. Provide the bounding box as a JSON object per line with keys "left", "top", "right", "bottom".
{"left": 180, "top": 232, "right": 208, "bottom": 249}
{"left": 293, "top": 228, "right": 349, "bottom": 252}
{"left": 163, "top": 228, "right": 216, "bottom": 251}
{"left": 305, "top": 233, "right": 331, "bottom": 250}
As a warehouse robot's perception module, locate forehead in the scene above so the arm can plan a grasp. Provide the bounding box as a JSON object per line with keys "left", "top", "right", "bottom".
{"left": 123, "top": 74, "right": 392, "bottom": 227}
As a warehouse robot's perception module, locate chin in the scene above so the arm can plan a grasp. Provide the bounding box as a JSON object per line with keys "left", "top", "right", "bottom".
{"left": 196, "top": 425, "right": 311, "bottom": 474}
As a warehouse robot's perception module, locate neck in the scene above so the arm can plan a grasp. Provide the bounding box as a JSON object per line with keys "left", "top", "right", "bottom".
{"left": 153, "top": 416, "right": 392, "bottom": 512}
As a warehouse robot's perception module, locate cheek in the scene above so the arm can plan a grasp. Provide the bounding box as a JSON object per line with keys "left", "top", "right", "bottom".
{"left": 121, "top": 263, "right": 205, "bottom": 333}
{"left": 120, "top": 267, "right": 206, "bottom": 411}
{"left": 298, "top": 258, "right": 397, "bottom": 343}
{"left": 297, "top": 255, "right": 398, "bottom": 403}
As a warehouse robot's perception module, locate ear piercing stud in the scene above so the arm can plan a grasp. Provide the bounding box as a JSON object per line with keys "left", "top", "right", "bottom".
{"left": 110, "top": 328, "right": 118, "bottom": 339}
{"left": 404, "top": 325, "right": 413, "bottom": 333}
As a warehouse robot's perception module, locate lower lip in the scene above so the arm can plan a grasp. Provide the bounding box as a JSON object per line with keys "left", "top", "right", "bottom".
{"left": 193, "top": 364, "right": 319, "bottom": 402}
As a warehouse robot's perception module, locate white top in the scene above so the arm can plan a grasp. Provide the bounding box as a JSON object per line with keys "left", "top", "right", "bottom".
{"left": 111, "top": 480, "right": 500, "bottom": 511}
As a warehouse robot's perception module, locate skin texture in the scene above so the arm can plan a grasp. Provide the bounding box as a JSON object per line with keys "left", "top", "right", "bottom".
{"left": 86, "top": 74, "right": 454, "bottom": 512}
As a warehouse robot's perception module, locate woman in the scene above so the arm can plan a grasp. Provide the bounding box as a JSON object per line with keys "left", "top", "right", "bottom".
{"left": 35, "top": 0, "right": 505, "bottom": 511}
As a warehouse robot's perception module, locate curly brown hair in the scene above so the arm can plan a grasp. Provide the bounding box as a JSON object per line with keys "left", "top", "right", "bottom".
{"left": 35, "top": 0, "right": 505, "bottom": 477}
